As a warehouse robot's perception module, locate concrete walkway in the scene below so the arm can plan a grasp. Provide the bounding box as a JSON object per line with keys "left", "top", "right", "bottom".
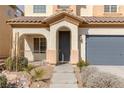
{"left": 50, "top": 64, "right": 78, "bottom": 88}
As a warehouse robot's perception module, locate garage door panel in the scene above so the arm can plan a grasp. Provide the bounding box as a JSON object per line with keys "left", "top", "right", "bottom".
{"left": 87, "top": 36, "right": 124, "bottom": 65}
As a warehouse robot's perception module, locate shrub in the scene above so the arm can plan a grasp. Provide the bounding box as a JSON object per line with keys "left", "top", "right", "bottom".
{"left": 23, "top": 64, "right": 35, "bottom": 73}
{"left": 23, "top": 66, "right": 45, "bottom": 87}
{"left": 0, "top": 74, "right": 7, "bottom": 88}
{"left": 77, "top": 60, "right": 89, "bottom": 72}
{"left": 85, "top": 72, "right": 124, "bottom": 88}
{"left": 5, "top": 56, "right": 28, "bottom": 71}
{"left": 5, "top": 57, "right": 14, "bottom": 71}
{"left": 18, "top": 56, "right": 28, "bottom": 71}
{"left": 81, "top": 66, "right": 98, "bottom": 87}
{"left": 32, "top": 68, "right": 45, "bottom": 81}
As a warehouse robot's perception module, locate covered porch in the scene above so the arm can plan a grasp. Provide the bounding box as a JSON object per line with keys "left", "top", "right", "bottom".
{"left": 20, "top": 34, "right": 46, "bottom": 62}
{"left": 11, "top": 28, "right": 50, "bottom": 63}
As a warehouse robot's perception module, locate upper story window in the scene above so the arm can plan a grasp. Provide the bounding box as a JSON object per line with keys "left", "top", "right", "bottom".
{"left": 33, "top": 5, "right": 46, "bottom": 13}
{"left": 104, "top": 5, "right": 117, "bottom": 12}
{"left": 57, "top": 5, "right": 70, "bottom": 10}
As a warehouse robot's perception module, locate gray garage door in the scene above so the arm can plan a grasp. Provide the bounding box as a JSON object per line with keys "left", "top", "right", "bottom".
{"left": 86, "top": 36, "right": 124, "bottom": 65}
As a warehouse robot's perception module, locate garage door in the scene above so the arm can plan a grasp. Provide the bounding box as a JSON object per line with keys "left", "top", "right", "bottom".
{"left": 86, "top": 36, "right": 124, "bottom": 65}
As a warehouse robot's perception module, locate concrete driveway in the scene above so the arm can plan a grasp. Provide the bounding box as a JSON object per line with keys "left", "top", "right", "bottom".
{"left": 91, "top": 65, "right": 124, "bottom": 78}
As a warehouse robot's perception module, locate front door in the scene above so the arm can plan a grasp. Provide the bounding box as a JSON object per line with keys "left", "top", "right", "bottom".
{"left": 59, "top": 31, "right": 70, "bottom": 62}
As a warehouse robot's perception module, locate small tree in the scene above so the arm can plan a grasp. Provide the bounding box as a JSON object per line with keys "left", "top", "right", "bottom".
{"left": 5, "top": 57, "right": 14, "bottom": 71}
{"left": 77, "top": 59, "right": 89, "bottom": 72}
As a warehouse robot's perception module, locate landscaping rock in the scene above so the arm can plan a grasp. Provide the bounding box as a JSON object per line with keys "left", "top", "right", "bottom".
{"left": 30, "top": 81, "right": 48, "bottom": 88}
{"left": 86, "top": 71, "right": 124, "bottom": 88}
{"left": 2, "top": 70, "right": 18, "bottom": 82}
{"left": 1, "top": 65, "right": 53, "bottom": 88}
{"left": 81, "top": 66, "right": 98, "bottom": 87}
{"left": 74, "top": 67, "right": 83, "bottom": 88}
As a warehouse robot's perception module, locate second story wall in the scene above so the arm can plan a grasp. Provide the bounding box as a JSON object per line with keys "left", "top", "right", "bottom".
{"left": 24, "top": 5, "right": 124, "bottom": 17}
{"left": 53, "top": 5, "right": 76, "bottom": 15}
{"left": 24, "top": 5, "right": 53, "bottom": 16}
{"left": 93, "top": 5, "right": 124, "bottom": 17}
{"left": 76, "top": 5, "right": 93, "bottom": 16}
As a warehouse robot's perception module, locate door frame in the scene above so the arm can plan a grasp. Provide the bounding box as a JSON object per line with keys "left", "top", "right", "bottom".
{"left": 58, "top": 31, "right": 71, "bottom": 63}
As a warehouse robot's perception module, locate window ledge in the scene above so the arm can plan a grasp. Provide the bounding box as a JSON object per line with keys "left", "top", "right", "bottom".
{"left": 56, "top": 9, "right": 73, "bottom": 13}
{"left": 103, "top": 12, "right": 123, "bottom": 17}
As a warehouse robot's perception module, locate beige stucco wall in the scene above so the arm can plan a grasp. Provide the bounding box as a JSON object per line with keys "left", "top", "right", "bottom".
{"left": 24, "top": 5, "right": 53, "bottom": 16}
{"left": 0, "top": 5, "right": 16, "bottom": 57}
{"left": 53, "top": 5, "right": 77, "bottom": 15}
{"left": 76, "top": 5, "right": 93, "bottom": 16}
{"left": 24, "top": 5, "right": 124, "bottom": 17}
{"left": 24, "top": 36, "right": 34, "bottom": 61}
{"left": 93, "top": 5, "right": 124, "bottom": 17}
{"left": 79, "top": 28, "right": 124, "bottom": 61}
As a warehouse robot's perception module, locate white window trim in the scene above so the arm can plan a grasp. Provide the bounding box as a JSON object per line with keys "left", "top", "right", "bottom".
{"left": 33, "top": 37, "right": 46, "bottom": 53}
{"left": 33, "top": 5, "right": 46, "bottom": 13}
{"left": 104, "top": 5, "right": 118, "bottom": 13}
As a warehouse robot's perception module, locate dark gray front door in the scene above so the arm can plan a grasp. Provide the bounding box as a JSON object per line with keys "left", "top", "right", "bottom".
{"left": 59, "top": 31, "right": 70, "bottom": 62}
{"left": 87, "top": 36, "right": 124, "bottom": 65}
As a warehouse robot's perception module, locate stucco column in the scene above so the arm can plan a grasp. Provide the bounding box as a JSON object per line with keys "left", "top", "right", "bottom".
{"left": 81, "top": 35, "right": 86, "bottom": 61}
{"left": 46, "top": 50, "right": 57, "bottom": 65}
{"left": 70, "top": 26, "right": 79, "bottom": 65}
{"left": 24, "top": 36, "right": 34, "bottom": 61}
{"left": 46, "top": 26, "right": 57, "bottom": 65}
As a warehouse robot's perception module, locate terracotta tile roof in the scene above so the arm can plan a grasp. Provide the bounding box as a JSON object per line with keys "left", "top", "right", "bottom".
{"left": 7, "top": 16, "right": 47, "bottom": 24}
{"left": 82, "top": 16, "right": 124, "bottom": 23}
{"left": 7, "top": 12, "right": 84, "bottom": 24}
{"left": 7, "top": 12, "right": 124, "bottom": 24}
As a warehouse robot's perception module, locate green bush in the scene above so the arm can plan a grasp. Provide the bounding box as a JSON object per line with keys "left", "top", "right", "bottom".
{"left": 5, "top": 57, "right": 14, "bottom": 71}
{"left": 18, "top": 56, "right": 28, "bottom": 71}
{"left": 77, "top": 59, "right": 89, "bottom": 72}
{"left": 0, "top": 74, "right": 7, "bottom": 88}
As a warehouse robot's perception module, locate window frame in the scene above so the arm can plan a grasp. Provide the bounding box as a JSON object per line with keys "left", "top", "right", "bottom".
{"left": 34, "top": 37, "right": 46, "bottom": 53}
{"left": 33, "top": 5, "right": 46, "bottom": 13}
{"left": 57, "top": 5, "right": 70, "bottom": 10}
{"left": 104, "top": 5, "right": 118, "bottom": 13}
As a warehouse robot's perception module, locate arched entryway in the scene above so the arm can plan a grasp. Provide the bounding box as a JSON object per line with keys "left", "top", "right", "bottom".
{"left": 57, "top": 26, "right": 71, "bottom": 63}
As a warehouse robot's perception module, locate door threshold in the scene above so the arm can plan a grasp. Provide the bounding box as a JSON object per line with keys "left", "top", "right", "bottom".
{"left": 57, "top": 61, "right": 69, "bottom": 65}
